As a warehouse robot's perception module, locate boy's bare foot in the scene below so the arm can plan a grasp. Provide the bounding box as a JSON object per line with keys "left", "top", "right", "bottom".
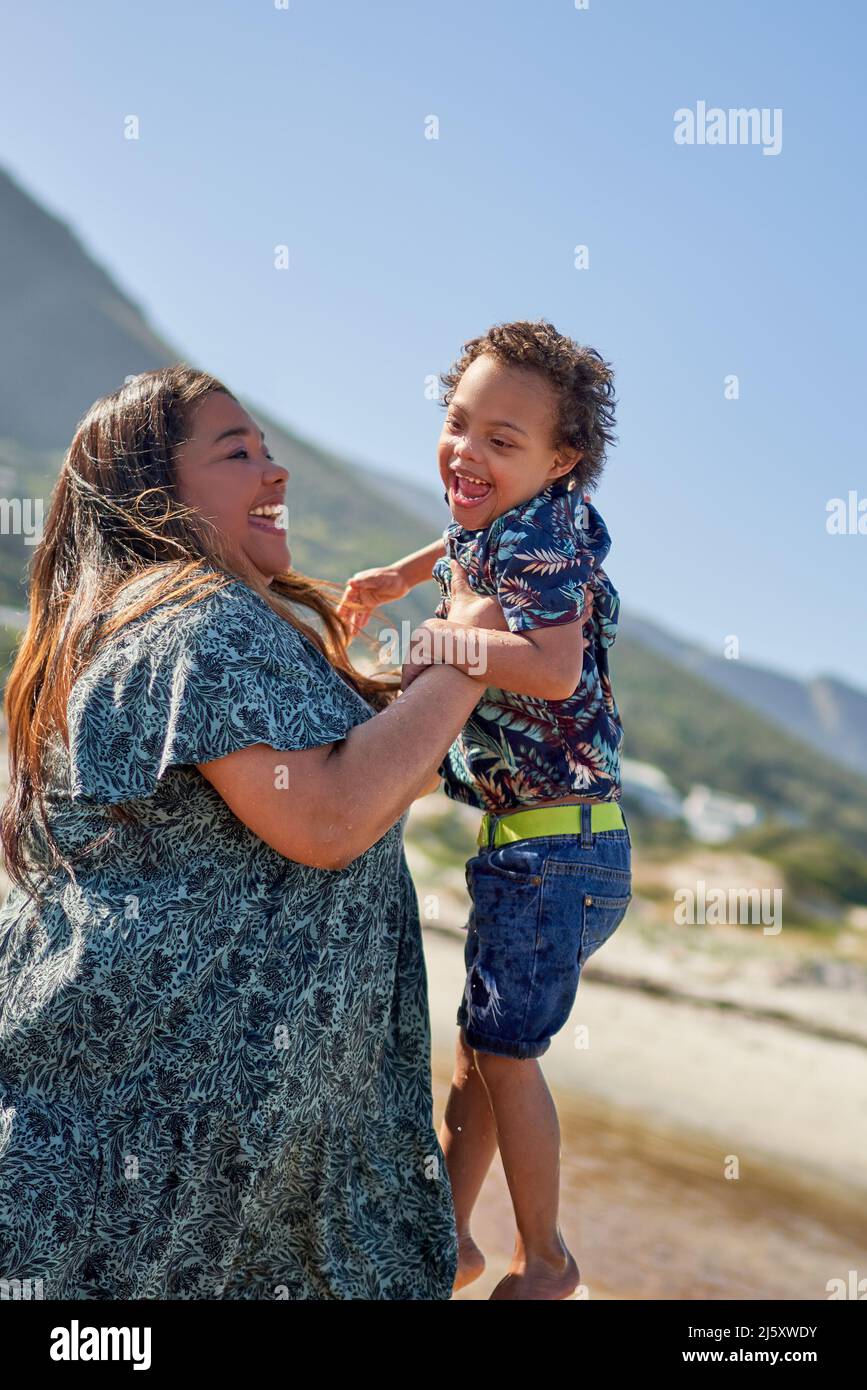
{"left": 488, "top": 1249, "right": 580, "bottom": 1301}
{"left": 452, "top": 1233, "right": 486, "bottom": 1292}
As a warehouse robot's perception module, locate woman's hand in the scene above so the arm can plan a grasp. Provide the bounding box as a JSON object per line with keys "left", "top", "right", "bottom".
{"left": 445, "top": 561, "right": 510, "bottom": 631}
{"left": 400, "top": 566, "right": 509, "bottom": 691}
{"left": 401, "top": 569, "right": 595, "bottom": 692}
{"left": 337, "top": 565, "right": 410, "bottom": 637}
{"left": 400, "top": 641, "right": 435, "bottom": 692}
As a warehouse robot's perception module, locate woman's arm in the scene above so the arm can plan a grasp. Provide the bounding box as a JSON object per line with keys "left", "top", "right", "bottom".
{"left": 196, "top": 662, "right": 479, "bottom": 871}
{"left": 414, "top": 769, "right": 442, "bottom": 798}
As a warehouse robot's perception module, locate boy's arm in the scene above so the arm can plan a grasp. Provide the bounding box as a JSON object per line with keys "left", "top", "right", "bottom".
{"left": 337, "top": 537, "right": 446, "bottom": 635}
{"left": 394, "top": 537, "right": 447, "bottom": 588}
{"left": 415, "top": 615, "right": 586, "bottom": 701}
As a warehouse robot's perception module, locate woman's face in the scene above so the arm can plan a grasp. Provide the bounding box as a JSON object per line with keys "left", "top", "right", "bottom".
{"left": 174, "top": 393, "right": 291, "bottom": 584}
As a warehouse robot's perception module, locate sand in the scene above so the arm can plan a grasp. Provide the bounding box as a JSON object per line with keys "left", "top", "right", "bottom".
{"left": 424, "top": 925, "right": 867, "bottom": 1299}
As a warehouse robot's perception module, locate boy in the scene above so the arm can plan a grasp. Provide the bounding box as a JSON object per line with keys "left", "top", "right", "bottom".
{"left": 338, "top": 320, "right": 630, "bottom": 1300}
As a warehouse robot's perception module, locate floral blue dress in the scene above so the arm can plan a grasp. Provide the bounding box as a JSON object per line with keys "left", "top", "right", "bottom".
{"left": 0, "top": 578, "right": 457, "bottom": 1300}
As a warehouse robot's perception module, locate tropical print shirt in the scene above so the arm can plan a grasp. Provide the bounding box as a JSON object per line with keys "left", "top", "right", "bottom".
{"left": 432, "top": 476, "right": 624, "bottom": 813}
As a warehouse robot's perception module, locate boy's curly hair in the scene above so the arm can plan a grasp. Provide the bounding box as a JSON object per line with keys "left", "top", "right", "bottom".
{"left": 440, "top": 319, "right": 617, "bottom": 493}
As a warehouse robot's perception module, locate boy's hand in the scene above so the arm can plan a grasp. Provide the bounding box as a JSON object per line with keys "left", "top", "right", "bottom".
{"left": 337, "top": 565, "right": 410, "bottom": 637}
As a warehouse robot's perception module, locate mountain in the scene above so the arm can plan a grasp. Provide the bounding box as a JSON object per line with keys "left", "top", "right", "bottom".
{"left": 352, "top": 459, "right": 451, "bottom": 531}
{"left": 0, "top": 169, "right": 177, "bottom": 453}
{"left": 610, "top": 636, "right": 867, "bottom": 856}
{"left": 621, "top": 612, "right": 867, "bottom": 779}
{"left": 0, "top": 165, "right": 438, "bottom": 635}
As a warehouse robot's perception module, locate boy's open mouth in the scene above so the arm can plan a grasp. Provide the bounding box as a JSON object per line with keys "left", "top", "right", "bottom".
{"left": 450, "top": 470, "right": 493, "bottom": 509}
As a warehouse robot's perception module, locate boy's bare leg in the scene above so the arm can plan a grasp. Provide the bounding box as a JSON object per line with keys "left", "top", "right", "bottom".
{"left": 473, "top": 1049, "right": 580, "bottom": 1300}
{"left": 438, "top": 1026, "right": 500, "bottom": 1291}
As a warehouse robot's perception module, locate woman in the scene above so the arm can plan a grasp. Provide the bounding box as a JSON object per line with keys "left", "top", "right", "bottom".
{"left": 0, "top": 365, "right": 503, "bottom": 1300}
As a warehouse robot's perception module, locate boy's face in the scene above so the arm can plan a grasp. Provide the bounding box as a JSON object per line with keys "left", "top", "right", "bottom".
{"left": 438, "top": 354, "right": 578, "bottom": 529}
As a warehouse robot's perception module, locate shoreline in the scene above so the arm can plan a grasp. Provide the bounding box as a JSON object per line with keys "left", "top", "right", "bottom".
{"left": 422, "top": 925, "right": 867, "bottom": 1300}
{"left": 423, "top": 922, "right": 867, "bottom": 1200}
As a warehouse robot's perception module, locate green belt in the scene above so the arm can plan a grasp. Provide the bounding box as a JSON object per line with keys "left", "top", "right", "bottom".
{"left": 477, "top": 802, "right": 625, "bottom": 849}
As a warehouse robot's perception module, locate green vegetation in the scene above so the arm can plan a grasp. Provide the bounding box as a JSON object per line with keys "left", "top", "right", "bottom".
{"left": 735, "top": 821, "right": 867, "bottom": 910}
{"left": 612, "top": 638, "right": 867, "bottom": 856}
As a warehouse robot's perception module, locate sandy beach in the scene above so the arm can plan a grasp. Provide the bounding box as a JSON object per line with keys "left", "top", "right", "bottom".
{"left": 407, "top": 797, "right": 867, "bottom": 1301}
{"left": 425, "top": 925, "right": 867, "bottom": 1300}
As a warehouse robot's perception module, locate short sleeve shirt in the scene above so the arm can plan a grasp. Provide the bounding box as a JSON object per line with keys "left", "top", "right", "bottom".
{"left": 0, "top": 577, "right": 457, "bottom": 1299}
{"left": 431, "top": 477, "right": 624, "bottom": 812}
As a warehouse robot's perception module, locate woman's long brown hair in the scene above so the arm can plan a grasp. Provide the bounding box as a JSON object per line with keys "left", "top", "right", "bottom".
{"left": 1, "top": 364, "right": 400, "bottom": 893}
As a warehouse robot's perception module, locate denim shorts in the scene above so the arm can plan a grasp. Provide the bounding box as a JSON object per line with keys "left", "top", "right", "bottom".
{"left": 456, "top": 805, "right": 632, "bottom": 1060}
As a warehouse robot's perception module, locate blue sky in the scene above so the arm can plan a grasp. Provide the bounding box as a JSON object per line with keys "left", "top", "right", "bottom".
{"left": 2, "top": 0, "right": 865, "bottom": 687}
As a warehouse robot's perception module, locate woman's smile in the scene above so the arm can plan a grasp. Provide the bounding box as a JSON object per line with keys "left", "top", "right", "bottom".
{"left": 247, "top": 499, "right": 288, "bottom": 534}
